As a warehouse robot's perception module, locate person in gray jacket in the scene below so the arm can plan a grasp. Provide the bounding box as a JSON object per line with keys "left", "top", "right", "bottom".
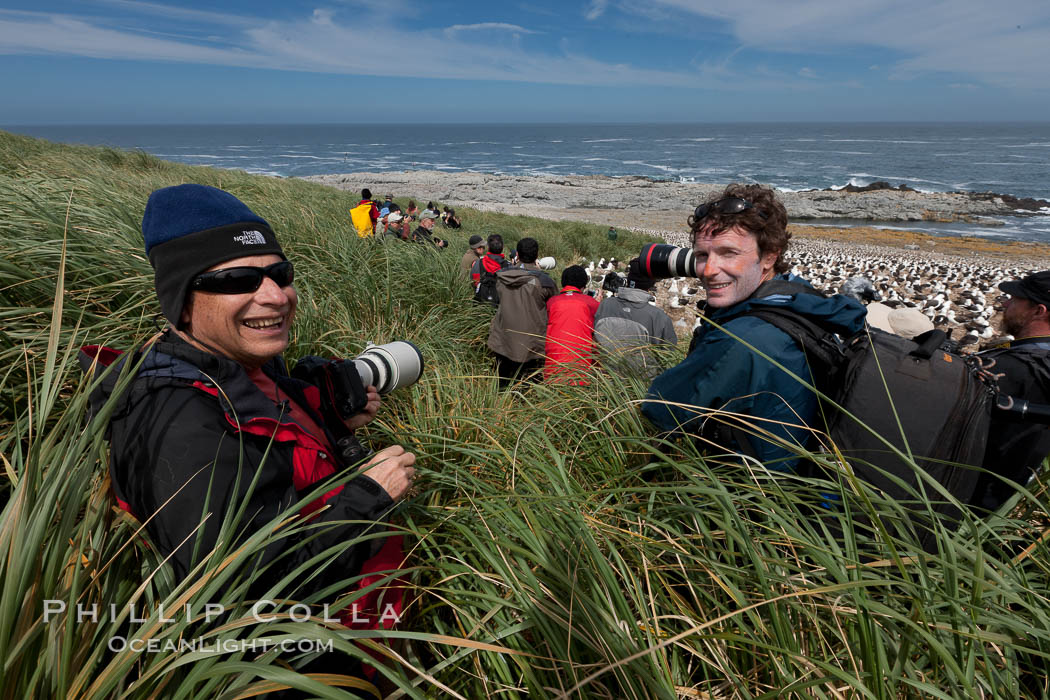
{"left": 593, "top": 258, "right": 677, "bottom": 378}
{"left": 488, "top": 237, "right": 557, "bottom": 387}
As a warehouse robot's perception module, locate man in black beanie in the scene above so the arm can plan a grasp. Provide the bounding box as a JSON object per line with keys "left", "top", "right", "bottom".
{"left": 81, "top": 184, "right": 416, "bottom": 603}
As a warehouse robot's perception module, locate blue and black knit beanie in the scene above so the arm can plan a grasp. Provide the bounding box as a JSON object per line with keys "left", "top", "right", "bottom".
{"left": 142, "top": 184, "right": 285, "bottom": 327}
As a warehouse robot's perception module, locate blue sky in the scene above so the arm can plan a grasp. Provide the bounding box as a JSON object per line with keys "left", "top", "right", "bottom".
{"left": 1, "top": 0, "right": 1049, "bottom": 124}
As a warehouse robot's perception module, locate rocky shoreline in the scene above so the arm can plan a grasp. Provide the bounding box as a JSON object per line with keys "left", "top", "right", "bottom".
{"left": 304, "top": 170, "right": 1050, "bottom": 225}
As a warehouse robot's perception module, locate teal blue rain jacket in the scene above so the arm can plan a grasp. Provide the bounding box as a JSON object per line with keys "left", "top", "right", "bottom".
{"left": 642, "top": 275, "right": 867, "bottom": 470}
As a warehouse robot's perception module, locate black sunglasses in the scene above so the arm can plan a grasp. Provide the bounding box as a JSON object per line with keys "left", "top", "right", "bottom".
{"left": 192, "top": 261, "right": 295, "bottom": 294}
{"left": 693, "top": 197, "right": 768, "bottom": 222}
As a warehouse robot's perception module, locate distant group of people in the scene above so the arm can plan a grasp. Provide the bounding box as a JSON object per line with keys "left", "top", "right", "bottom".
{"left": 461, "top": 233, "right": 678, "bottom": 388}
{"left": 350, "top": 188, "right": 451, "bottom": 249}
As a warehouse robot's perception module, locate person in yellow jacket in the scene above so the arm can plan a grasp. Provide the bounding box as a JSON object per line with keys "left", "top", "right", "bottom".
{"left": 350, "top": 188, "right": 379, "bottom": 238}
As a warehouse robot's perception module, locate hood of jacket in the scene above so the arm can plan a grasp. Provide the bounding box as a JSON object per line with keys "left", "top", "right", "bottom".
{"left": 614, "top": 287, "right": 655, "bottom": 306}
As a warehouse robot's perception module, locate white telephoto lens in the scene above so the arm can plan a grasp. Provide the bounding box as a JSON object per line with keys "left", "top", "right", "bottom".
{"left": 354, "top": 341, "right": 424, "bottom": 394}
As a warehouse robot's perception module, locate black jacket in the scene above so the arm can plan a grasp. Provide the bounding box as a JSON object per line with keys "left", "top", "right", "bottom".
{"left": 977, "top": 337, "right": 1050, "bottom": 510}
{"left": 80, "top": 332, "right": 393, "bottom": 595}
{"left": 411, "top": 225, "right": 442, "bottom": 248}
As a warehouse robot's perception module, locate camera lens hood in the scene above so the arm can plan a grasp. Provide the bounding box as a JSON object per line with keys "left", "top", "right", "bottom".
{"left": 352, "top": 341, "right": 424, "bottom": 394}
{"left": 640, "top": 243, "right": 698, "bottom": 279}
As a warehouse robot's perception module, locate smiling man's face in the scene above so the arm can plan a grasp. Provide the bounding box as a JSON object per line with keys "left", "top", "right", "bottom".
{"left": 180, "top": 253, "right": 297, "bottom": 368}
{"left": 693, "top": 222, "right": 778, "bottom": 308}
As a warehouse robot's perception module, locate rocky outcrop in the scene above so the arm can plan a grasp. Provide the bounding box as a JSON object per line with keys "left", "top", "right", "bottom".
{"left": 829, "top": 181, "right": 917, "bottom": 194}
{"left": 964, "top": 191, "right": 1050, "bottom": 212}
{"left": 303, "top": 171, "right": 1049, "bottom": 224}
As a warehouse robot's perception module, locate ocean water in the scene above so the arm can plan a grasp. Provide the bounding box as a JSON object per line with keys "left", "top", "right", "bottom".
{"left": 8, "top": 122, "right": 1050, "bottom": 241}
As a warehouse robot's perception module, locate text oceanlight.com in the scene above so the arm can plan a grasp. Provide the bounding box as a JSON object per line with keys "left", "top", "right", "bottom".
{"left": 106, "top": 637, "right": 334, "bottom": 654}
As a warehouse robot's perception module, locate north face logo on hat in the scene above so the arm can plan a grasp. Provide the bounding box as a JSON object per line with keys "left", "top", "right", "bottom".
{"left": 233, "top": 230, "right": 266, "bottom": 245}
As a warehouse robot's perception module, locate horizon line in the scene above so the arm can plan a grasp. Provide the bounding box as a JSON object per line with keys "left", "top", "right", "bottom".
{"left": 6, "top": 120, "right": 1050, "bottom": 128}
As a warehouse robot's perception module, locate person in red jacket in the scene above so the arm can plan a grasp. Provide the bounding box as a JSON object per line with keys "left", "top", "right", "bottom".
{"left": 471, "top": 233, "right": 508, "bottom": 285}
{"left": 544, "top": 265, "right": 600, "bottom": 384}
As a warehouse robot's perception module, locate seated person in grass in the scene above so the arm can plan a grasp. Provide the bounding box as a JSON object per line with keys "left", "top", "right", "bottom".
{"left": 351, "top": 187, "right": 380, "bottom": 238}
{"left": 471, "top": 234, "right": 508, "bottom": 285}
{"left": 593, "top": 259, "right": 677, "bottom": 380}
{"left": 471, "top": 234, "right": 510, "bottom": 306}
{"left": 641, "top": 184, "right": 866, "bottom": 471}
{"left": 80, "top": 184, "right": 417, "bottom": 600}
{"left": 488, "top": 237, "right": 557, "bottom": 387}
{"left": 383, "top": 210, "right": 409, "bottom": 240}
{"left": 461, "top": 234, "right": 487, "bottom": 278}
{"left": 441, "top": 207, "right": 462, "bottom": 229}
{"left": 404, "top": 200, "right": 419, "bottom": 222}
{"left": 545, "top": 265, "right": 600, "bottom": 384}
{"left": 412, "top": 209, "right": 449, "bottom": 248}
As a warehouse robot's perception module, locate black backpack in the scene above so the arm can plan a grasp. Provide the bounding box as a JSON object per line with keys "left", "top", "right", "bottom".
{"left": 474, "top": 256, "right": 508, "bottom": 306}
{"left": 723, "top": 281, "right": 996, "bottom": 547}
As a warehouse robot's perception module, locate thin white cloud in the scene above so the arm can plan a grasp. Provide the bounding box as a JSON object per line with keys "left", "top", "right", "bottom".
{"left": 585, "top": 0, "right": 609, "bottom": 21}
{"left": 798, "top": 67, "right": 816, "bottom": 79}
{"left": 518, "top": 3, "right": 560, "bottom": 18}
{"left": 331, "top": 0, "right": 418, "bottom": 16}
{"left": 312, "top": 9, "right": 336, "bottom": 26}
{"left": 93, "top": 0, "right": 255, "bottom": 27}
{"left": 0, "top": 8, "right": 694, "bottom": 88}
{"left": 646, "top": 0, "right": 1050, "bottom": 89}
{"left": 444, "top": 22, "right": 540, "bottom": 36}
{"left": 0, "top": 13, "right": 253, "bottom": 64}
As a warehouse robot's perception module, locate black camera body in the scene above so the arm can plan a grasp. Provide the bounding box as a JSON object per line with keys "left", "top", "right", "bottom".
{"left": 601, "top": 271, "right": 625, "bottom": 293}
{"left": 292, "top": 355, "right": 371, "bottom": 420}
{"left": 291, "top": 341, "right": 424, "bottom": 421}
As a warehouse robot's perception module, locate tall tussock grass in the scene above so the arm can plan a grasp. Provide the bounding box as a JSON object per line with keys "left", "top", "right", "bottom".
{"left": 2, "top": 129, "right": 1050, "bottom": 698}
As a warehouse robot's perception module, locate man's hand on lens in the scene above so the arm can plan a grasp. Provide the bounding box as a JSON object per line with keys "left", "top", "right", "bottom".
{"left": 344, "top": 385, "right": 381, "bottom": 430}
{"left": 364, "top": 445, "right": 417, "bottom": 501}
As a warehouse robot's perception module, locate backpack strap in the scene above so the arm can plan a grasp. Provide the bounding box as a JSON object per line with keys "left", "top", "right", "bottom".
{"left": 700, "top": 285, "right": 845, "bottom": 463}
{"left": 736, "top": 307, "right": 850, "bottom": 374}
{"left": 910, "top": 329, "right": 949, "bottom": 360}
{"left": 982, "top": 344, "right": 1050, "bottom": 418}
